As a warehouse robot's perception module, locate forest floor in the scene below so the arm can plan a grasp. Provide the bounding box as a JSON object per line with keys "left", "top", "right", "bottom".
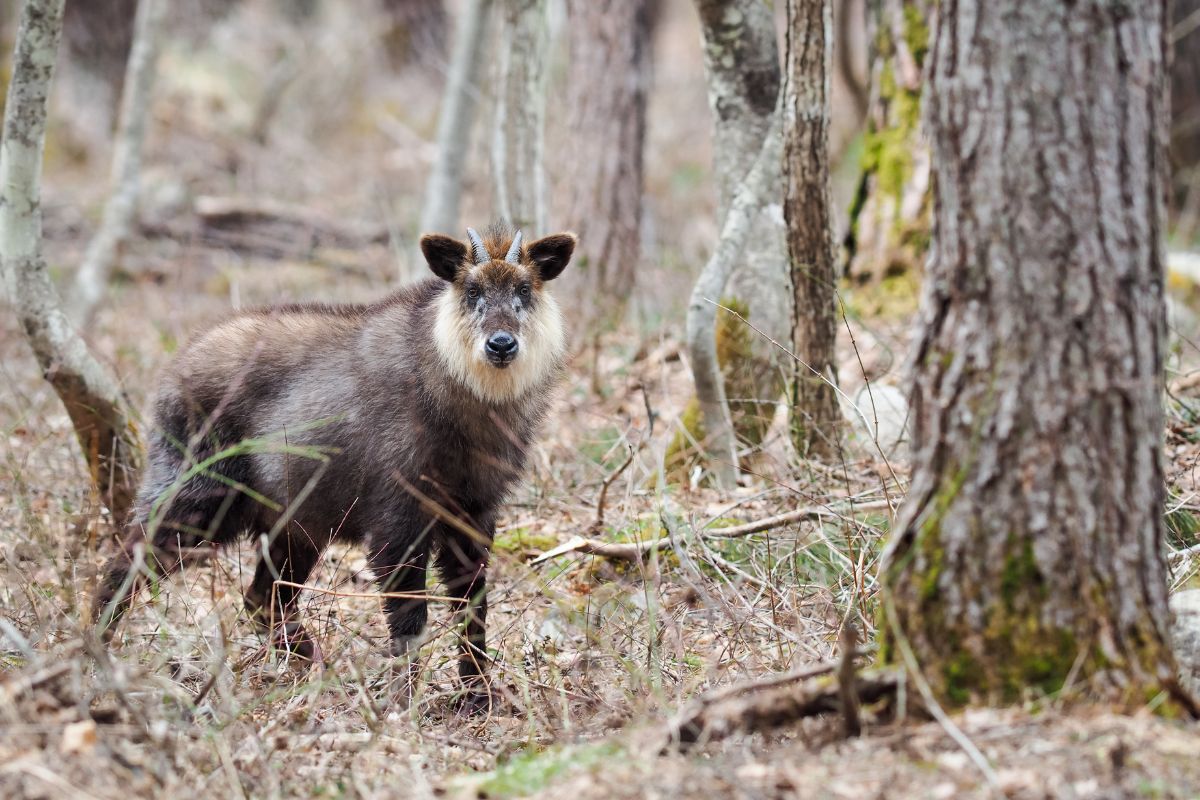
{"left": 4, "top": 1, "right": 1200, "bottom": 797}
{"left": 3, "top": 208, "right": 1200, "bottom": 798}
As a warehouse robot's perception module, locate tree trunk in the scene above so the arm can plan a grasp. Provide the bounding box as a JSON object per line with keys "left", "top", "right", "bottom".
{"left": 883, "top": 0, "right": 1195, "bottom": 712}
{"left": 379, "top": 0, "right": 448, "bottom": 72}
{"left": 843, "top": 0, "right": 932, "bottom": 284}
{"left": 61, "top": 0, "right": 137, "bottom": 145}
{"left": 684, "top": 114, "right": 784, "bottom": 489}
{"left": 419, "top": 0, "right": 490, "bottom": 238}
{"left": 2, "top": 0, "right": 142, "bottom": 525}
{"left": 69, "top": 0, "right": 166, "bottom": 328}
{"left": 558, "top": 0, "right": 651, "bottom": 328}
{"left": 784, "top": 0, "right": 841, "bottom": 460}
{"left": 491, "top": 0, "right": 548, "bottom": 234}
{"left": 688, "top": 0, "right": 789, "bottom": 455}
{"left": 1169, "top": 0, "right": 1200, "bottom": 239}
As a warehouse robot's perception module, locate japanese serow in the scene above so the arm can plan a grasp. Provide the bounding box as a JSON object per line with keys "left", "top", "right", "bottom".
{"left": 93, "top": 224, "right": 575, "bottom": 710}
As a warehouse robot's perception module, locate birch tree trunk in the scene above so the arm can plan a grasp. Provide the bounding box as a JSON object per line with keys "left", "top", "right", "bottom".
{"left": 559, "top": 0, "right": 651, "bottom": 327}
{"left": 685, "top": 115, "right": 784, "bottom": 489}
{"left": 491, "top": 0, "right": 547, "bottom": 234}
{"left": 883, "top": 0, "right": 1195, "bottom": 712}
{"left": 69, "top": 0, "right": 166, "bottom": 328}
{"left": 691, "top": 0, "right": 789, "bottom": 451}
{"left": 2, "top": 0, "right": 142, "bottom": 525}
{"left": 784, "top": 0, "right": 841, "bottom": 459}
{"left": 843, "top": 0, "right": 932, "bottom": 284}
{"left": 419, "top": 0, "right": 490, "bottom": 236}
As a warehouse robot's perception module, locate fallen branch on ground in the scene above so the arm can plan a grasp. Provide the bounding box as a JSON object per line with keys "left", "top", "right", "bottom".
{"left": 140, "top": 195, "right": 390, "bottom": 269}
{"left": 662, "top": 662, "right": 900, "bottom": 750}
{"left": 528, "top": 498, "right": 892, "bottom": 564}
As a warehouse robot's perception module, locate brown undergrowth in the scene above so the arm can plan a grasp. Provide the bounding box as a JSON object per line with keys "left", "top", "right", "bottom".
{"left": 3, "top": 3, "right": 1200, "bottom": 796}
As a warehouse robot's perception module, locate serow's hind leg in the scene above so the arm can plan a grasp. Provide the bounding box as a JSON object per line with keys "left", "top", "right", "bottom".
{"left": 93, "top": 516, "right": 222, "bottom": 638}
{"left": 244, "top": 529, "right": 323, "bottom": 662}
{"left": 93, "top": 445, "right": 247, "bottom": 640}
{"left": 436, "top": 521, "right": 492, "bottom": 714}
{"left": 370, "top": 534, "right": 431, "bottom": 659}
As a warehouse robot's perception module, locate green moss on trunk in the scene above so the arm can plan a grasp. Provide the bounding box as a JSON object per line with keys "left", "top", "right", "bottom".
{"left": 665, "top": 298, "right": 771, "bottom": 484}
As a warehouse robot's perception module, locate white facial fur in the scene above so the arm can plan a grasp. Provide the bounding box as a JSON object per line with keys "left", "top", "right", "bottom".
{"left": 433, "top": 279, "right": 565, "bottom": 404}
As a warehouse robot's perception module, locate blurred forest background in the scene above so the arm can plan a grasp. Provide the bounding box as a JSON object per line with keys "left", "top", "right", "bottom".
{"left": 3, "top": 0, "right": 1200, "bottom": 797}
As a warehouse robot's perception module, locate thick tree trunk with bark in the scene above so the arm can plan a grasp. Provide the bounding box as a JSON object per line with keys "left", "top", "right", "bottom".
{"left": 784, "top": 0, "right": 841, "bottom": 459}
{"left": 419, "top": 0, "right": 490, "bottom": 237}
{"left": 689, "top": 0, "right": 788, "bottom": 453}
{"left": 843, "top": 0, "right": 932, "bottom": 284}
{"left": 2, "top": 0, "right": 142, "bottom": 524}
{"left": 883, "top": 0, "right": 1194, "bottom": 711}
{"left": 491, "top": 0, "right": 548, "bottom": 234}
{"left": 559, "top": 0, "right": 651, "bottom": 327}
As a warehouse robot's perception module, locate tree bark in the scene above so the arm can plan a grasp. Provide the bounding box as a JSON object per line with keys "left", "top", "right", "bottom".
{"left": 419, "top": 0, "right": 490, "bottom": 237}
{"left": 690, "top": 0, "right": 789, "bottom": 454}
{"left": 685, "top": 113, "right": 784, "bottom": 489}
{"left": 559, "top": 0, "right": 651, "bottom": 327}
{"left": 883, "top": 0, "right": 1195, "bottom": 712}
{"left": 69, "top": 0, "right": 166, "bottom": 328}
{"left": 380, "top": 0, "right": 448, "bottom": 72}
{"left": 61, "top": 0, "right": 137, "bottom": 144}
{"left": 843, "top": 0, "right": 932, "bottom": 284}
{"left": 2, "top": 0, "right": 142, "bottom": 525}
{"left": 784, "top": 0, "right": 841, "bottom": 460}
{"left": 491, "top": 0, "right": 548, "bottom": 234}
{"left": 1168, "top": 0, "right": 1200, "bottom": 239}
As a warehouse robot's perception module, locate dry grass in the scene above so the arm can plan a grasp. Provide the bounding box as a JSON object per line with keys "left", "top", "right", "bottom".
{"left": 3, "top": 1, "right": 1200, "bottom": 798}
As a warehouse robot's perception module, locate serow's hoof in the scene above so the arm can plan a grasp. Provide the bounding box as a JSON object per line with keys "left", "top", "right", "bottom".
{"left": 454, "top": 688, "right": 493, "bottom": 717}
{"left": 273, "top": 622, "right": 322, "bottom": 666}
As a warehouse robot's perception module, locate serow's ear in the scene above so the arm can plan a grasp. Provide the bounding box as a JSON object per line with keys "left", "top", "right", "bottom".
{"left": 420, "top": 234, "right": 468, "bottom": 282}
{"left": 527, "top": 233, "right": 577, "bottom": 282}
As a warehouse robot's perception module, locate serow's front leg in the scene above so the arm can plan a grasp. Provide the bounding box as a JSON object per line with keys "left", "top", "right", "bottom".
{"left": 436, "top": 522, "right": 492, "bottom": 714}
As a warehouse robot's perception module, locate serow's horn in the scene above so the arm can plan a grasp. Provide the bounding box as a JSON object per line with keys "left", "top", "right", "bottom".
{"left": 506, "top": 230, "right": 523, "bottom": 264}
{"left": 467, "top": 228, "right": 489, "bottom": 265}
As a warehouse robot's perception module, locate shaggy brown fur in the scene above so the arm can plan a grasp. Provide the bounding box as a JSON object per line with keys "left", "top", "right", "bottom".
{"left": 93, "top": 223, "right": 576, "bottom": 710}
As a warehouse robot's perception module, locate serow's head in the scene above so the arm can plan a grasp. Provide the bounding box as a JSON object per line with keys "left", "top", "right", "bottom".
{"left": 421, "top": 224, "right": 575, "bottom": 402}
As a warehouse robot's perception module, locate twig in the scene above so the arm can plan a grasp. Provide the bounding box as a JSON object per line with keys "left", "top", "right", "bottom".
{"left": 594, "top": 444, "right": 636, "bottom": 530}
{"left": 838, "top": 623, "right": 861, "bottom": 737}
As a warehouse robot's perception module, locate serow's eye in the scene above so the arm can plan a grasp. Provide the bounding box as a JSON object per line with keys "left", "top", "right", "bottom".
{"left": 467, "top": 286, "right": 480, "bottom": 301}
{"left": 518, "top": 284, "right": 531, "bottom": 300}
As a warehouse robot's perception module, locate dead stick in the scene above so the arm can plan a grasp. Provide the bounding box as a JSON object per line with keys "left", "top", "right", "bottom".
{"left": 530, "top": 499, "right": 893, "bottom": 564}
{"left": 838, "top": 623, "right": 861, "bottom": 737}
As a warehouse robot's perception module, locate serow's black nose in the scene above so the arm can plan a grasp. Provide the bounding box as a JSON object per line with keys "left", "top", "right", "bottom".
{"left": 485, "top": 331, "right": 518, "bottom": 364}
